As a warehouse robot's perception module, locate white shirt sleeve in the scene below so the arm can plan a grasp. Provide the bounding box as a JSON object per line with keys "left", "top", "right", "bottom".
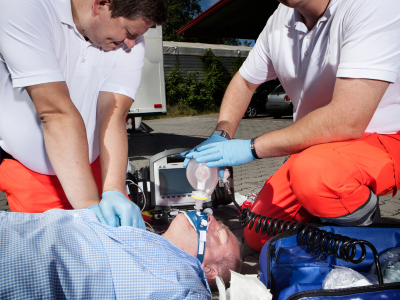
{"left": 100, "top": 35, "right": 145, "bottom": 100}
{"left": 337, "top": 0, "right": 400, "bottom": 82}
{"left": 239, "top": 19, "right": 277, "bottom": 84}
{"left": 0, "top": 0, "right": 64, "bottom": 88}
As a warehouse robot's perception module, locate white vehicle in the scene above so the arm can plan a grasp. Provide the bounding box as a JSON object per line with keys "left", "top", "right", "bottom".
{"left": 126, "top": 25, "right": 166, "bottom": 131}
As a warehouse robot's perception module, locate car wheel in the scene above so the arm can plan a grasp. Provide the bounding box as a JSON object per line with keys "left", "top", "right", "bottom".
{"left": 272, "top": 114, "right": 282, "bottom": 119}
{"left": 245, "top": 106, "right": 257, "bottom": 118}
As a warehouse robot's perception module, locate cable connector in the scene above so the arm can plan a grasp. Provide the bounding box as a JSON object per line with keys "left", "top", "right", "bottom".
{"left": 222, "top": 169, "right": 233, "bottom": 195}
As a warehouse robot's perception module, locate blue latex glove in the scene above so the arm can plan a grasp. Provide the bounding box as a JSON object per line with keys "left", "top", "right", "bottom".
{"left": 88, "top": 205, "right": 108, "bottom": 224}
{"left": 191, "top": 139, "right": 257, "bottom": 168}
{"left": 99, "top": 190, "right": 146, "bottom": 229}
{"left": 180, "top": 134, "right": 228, "bottom": 167}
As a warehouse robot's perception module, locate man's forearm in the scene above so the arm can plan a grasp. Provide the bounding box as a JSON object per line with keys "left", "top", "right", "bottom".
{"left": 216, "top": 72, "right": 259, "bottom": 138}
{"left": 42, "top": 112, "right": 100, "bottom": 208}
{"left": 27, "top": 82, "right": 100, "bottom": 209}
{"left": 254, "top": 78, "right": 390, "bottom": 159}
{"left": 254, "top": 105, "right": 352, "bottom": 158}
{"left": 98, "top": 92, "right": 132, "bottom": 195}
{"left": 98, "top": 116, "right": 129, "bottom": 194}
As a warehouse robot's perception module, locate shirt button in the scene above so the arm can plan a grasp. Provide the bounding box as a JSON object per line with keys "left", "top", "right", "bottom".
{"left": 304, "top": 51, "right": 309, "bottom": 57}
{"left": 307, "top": 35, "right": 311, "bottom": 39}
{"left": 74, "top": 213, "right": 79, "bottom": 218}
{"left": 82, "top": 59, "right": 85, "bottom": 63}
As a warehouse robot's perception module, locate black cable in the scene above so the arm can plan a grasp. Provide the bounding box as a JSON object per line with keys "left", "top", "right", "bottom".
{"left": 224, "top": 183, "right": 384, "bottom": 285}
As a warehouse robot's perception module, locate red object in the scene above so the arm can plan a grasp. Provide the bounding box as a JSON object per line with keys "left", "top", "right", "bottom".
{"left": 239, "top": 199, "right": 254, "bottom": 215}
{"left": 154, "top": 104, "right": 162, "bottom": 108}
{"left": 266, "top": 96, "right": 269, "bottom": 102}
{"left": 142, "top": 214, "right": 152, "bottom": 223}
{"left": 177, "top": 0, "right": 234, "bottom": 37}
{"left": 126, "top": 118, "right": 133, "bottom": 130}
{"left": 284, "top": 95, "right": 290, "bottom": 101}
{"left": 244, "top": 132, "right": 400, "bottom": 251}
{"left": 0, "top": 156, "right": 148, "bottom": 225}
{"left": 0, "top": 157, "right": 103, "bottom": 212}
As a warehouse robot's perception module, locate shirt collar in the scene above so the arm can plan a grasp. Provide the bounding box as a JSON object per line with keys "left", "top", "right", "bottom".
{"left": 54, "top": 0, "right": 86, "bottom": 39}
{"left": 285, "top": 0, "right": 341, "bottom": 31}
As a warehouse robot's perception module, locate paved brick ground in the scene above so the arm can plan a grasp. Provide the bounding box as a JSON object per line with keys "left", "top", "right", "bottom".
{"left": 1, "top": 114, "right": 399, "bottom": 298}
{"left": 0, "top": 192, "right": 9, "bottom": 212}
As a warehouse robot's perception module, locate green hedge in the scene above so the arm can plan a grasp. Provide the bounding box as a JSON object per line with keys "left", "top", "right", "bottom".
{"left": 165, "top": 49, "right": 245, "bottom": 113}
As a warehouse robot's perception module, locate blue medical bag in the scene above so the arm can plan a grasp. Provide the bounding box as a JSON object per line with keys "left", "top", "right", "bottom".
{"left": 259, "top": 225, "right": 400, "bottom": 300}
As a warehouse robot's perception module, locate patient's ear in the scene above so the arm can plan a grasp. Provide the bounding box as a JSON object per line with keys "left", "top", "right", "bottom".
{"left": 203, "top": 264, "right": 218, "bottom": 280}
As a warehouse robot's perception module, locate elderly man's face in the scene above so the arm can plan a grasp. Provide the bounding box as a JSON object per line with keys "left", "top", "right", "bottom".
{"left": 163, "top": 212, "right": 240, "bottom": 274}
{"left": 87, "top": 6, "right": 154, "bottom": 51}
{"left": 202, "top": 215, "right": 240, "bottom": 267}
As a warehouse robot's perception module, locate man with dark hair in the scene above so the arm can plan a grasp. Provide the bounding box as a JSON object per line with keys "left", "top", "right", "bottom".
{"left": 109, "top": 0, "right": 168, "bottom": 24}
{"left": 0, "top": 0, "right": 167, "bottom": 227}
{"left": 0, "top": 209, "right": 241, "bottom": 298}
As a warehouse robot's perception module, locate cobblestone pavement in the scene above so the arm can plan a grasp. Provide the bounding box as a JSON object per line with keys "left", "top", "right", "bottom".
{"left": 1, "top": 114, "right": 400, "bottom": 298}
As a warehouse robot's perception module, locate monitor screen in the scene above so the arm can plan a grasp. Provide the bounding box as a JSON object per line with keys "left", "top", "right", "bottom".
{"left": 159, "top": 168, "right": 193, "bottom": 195}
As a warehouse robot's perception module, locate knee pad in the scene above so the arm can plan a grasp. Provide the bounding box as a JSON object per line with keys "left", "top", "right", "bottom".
{"left": 319, "top": 189, "right": 381, "bottom": 226}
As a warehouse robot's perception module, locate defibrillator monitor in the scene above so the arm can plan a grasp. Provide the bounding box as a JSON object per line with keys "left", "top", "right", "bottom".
{"left": 149, "top": 149, "right": 212, "bottom": 209}
{"left": 158, "top": 168, "right": 193, "bottom": 196}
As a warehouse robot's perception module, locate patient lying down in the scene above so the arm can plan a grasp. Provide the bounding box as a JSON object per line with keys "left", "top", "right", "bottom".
{"left": 0, "top": 209, "right": 241, "bottom": 299}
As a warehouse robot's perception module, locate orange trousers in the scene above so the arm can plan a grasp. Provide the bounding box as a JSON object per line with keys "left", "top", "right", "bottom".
{"left": 0, "top": 156, "right": 103, "bottom": 212}
{"left": 244, "top": 132, "right": 400, "bottom": 251}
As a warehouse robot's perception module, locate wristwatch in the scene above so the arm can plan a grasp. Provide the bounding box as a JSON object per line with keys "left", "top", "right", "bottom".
{"left": 212, "top": 130, "right": 231, "bottom": 140}
{"left": 250, "top": 137, "right": 261, "bottom": 160}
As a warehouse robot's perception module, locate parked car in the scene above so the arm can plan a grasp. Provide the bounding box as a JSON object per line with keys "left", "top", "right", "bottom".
{"left": 265, "top": 84, "right": 293, "bottom": 118}
{"left": 244, "top": 79, "right": 280, "bottom": 118}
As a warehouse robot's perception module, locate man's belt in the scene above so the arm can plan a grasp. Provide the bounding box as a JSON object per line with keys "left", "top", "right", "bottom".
{"left": 0, "top": 148, "right": 15, "bottom": 165}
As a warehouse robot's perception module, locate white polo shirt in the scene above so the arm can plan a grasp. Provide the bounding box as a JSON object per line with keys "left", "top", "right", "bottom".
{"left": 0, "top": 0, "right": 144, "bottom": 175}
{"left": 240, "top": 0, "right": 400, "bottom": 134}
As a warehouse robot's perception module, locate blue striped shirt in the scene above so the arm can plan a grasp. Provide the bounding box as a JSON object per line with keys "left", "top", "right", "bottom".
{"left": 0, "top": 209, "right": 211, "bottom": 299}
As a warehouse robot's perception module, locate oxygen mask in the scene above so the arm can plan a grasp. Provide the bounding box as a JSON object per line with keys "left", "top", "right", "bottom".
{"left": 186, "top": 158, "right": 218, "bottom": 212}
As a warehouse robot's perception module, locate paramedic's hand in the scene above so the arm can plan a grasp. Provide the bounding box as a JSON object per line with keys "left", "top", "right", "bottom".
{"left": 181, "top": 134, "right": 228, "bottom": 167}
{"left": 100, "top": 191, "right": 146, "bottom": 229}
{"left": 88, "top": 205, "right": 107, "bottom": 224}
{"left": 192, "top": 139, "right": 257, "bottom": 168}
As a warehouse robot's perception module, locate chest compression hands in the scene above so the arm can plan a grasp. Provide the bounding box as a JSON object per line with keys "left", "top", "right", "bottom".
{"left": 89, "top": 191, "right": 145, "bottom": 229}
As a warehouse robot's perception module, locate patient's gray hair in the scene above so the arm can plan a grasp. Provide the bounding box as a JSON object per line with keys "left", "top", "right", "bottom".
{"left": 208, "top": 245, "right": 243, "bottom": 291}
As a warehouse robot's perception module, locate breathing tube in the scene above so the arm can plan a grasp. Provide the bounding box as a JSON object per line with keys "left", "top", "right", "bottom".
{"left": 220, "top": 175, "right": 384, "bottom": 285}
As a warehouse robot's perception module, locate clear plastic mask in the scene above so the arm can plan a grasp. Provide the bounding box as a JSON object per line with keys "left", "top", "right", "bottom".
{"left": 186, "top": 159, "right": 218, "bottom": 210}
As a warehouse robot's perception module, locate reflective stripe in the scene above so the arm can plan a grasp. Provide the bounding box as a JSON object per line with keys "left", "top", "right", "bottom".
{"left": 199, "top": 230, "right": 207, "bottom": 242}
{"left": 320, "top": 190, "right": 380, "bottom": 226}
{"left": 198, "top": 241, "right": 205, "bottom": 255}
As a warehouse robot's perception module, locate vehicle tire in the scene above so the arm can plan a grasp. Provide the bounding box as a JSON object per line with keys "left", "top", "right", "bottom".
{"left": 272, "top": 114, "right": 282, "bottom": 119}
{"left": 244, "top": 105, "right": 257, "bottom": 118}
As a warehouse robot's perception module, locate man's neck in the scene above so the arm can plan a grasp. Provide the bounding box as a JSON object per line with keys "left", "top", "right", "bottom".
{"left": 162, "top": 215, "right": 198, "bottom": 258}
{"left": 296, "top": 0, "right": 331, "bottom": 31}
{"left": 71, "top": 0, "right": 86, "bottom": 37}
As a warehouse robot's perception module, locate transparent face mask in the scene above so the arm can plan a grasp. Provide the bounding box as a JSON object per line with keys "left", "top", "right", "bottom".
{"left": 186, "top": 158, "right": 218, "bottom": 211}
